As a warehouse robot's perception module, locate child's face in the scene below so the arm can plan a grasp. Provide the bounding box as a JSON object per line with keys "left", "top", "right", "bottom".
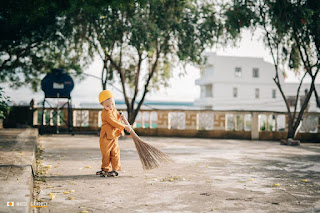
{"left": 101, "top": 98, "right": 115, "bottom": 111}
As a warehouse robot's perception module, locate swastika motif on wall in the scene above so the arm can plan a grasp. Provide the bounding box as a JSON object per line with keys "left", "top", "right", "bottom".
{"left": 89, "top": 111, "right": 99, "bottom": 127}
{"left": 185, "top": 112, "right": 198, "bottom": 129}
{"left": 157, "top": 112, "right": 169, "bottom": 128}
{"left": 214, "top": 113, "right": 225, "bottom": 130}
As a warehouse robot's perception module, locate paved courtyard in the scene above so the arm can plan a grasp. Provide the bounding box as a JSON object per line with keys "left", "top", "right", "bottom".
{"left": 34, "top": 135, "right": 320, "bottom": 213}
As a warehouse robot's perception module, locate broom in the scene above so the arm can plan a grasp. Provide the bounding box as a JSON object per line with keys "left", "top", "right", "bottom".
{"left": 119, "top": 111, "right": 173, "bottom": 170}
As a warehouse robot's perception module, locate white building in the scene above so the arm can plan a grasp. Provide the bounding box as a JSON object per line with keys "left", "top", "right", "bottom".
{"left": 195, "top": 52, "right": 320, "bottom": 112}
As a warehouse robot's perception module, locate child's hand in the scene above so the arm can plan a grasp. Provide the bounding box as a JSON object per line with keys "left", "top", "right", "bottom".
{"left": 124, "top": 125, "right": 131, "bottom": 133}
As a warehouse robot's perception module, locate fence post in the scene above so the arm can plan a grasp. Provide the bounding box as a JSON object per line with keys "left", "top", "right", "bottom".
{"left": 251, "top": 112, "right": 259, "bottom": 140}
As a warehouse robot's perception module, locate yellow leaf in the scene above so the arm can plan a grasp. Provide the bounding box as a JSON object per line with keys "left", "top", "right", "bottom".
{"left": 49, "top": 193, "right": 56, "bottom": 200}
{"left": 85, "top": 165, "right": 91, "bottom": 169}
{"left": 44, "top": 165, "right": 52, "bottom": 169}
{"left": 206, "top": 180, "right": 212, "bottom": 183}
{"left": 63, "top": 191, "right": 70, "bottom": 194}
{"left": 46, "top": 186, "right": 52, "bottom": 189}
{"left": 301, "top": 179, "right": 307, "bottom": 182}
{"left": 68, "top": 197, "right": 75, "bottom": 200}
{"left": 169, "top": 178, "right": 174, "bottom": 182}
{"left": 69, "top": 190, "right": 75, "bottom": 193}
{"left": 273, "top": 183, "right": 280, "bottom": 187}
{"left": 249, "top": 178, "right": 254, "bottom": 181}
{"left": 79, "top": 211, "right": 89, "bottom": 213}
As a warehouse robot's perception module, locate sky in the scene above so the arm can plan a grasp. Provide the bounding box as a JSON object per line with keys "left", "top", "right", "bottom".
{"left": 1, "top": 28, "right": 316, "bottom": 106}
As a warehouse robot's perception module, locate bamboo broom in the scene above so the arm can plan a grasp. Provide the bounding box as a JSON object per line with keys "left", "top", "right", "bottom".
{"left": 120, "top": 111, "right": 173, "bottom": 170}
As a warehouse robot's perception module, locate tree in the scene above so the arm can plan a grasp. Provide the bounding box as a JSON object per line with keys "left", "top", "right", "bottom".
{"left": 76, "top": 0, "right": 223, "bottom": 124}
{"left": 224, "top": 0, "right": 320, "bottom": 139}
{"left": 0, "top": 0, "right": 88, "bottom": 91}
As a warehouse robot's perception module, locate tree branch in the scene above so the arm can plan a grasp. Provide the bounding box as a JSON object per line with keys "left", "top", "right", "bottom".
{"left": 293, "top": 71, "right": 307, "bottom": 123}
{"left": 133, "top": 46, "right": 161, "bottom": 122}
{"left": 131, "top": 51, "right": 143, "bottom": 112}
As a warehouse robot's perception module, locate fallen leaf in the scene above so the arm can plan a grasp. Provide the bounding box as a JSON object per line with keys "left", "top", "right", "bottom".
{"left": 206, "top": 180, "right": 212, "bottom": 183}
{"left": 249, "top": 178, "right": 254, "bottom": 181}
{"left": 44, "top": 165, "right": 52, "bottom": 169}
{"left": 301, "top": 179, "right": 307, "bottom": 182}
{"left": 63, "top": 191, "right": 70, "bottom": 194}
{"left": 46, "top": 186, "right": 52, "bottom": 189}
{"left": 49, "top": 193, "right": 56, "bottom": 200}
{"left": 273, "top": 183, "right": 280, "bottom": 187}
{"left": 68, "top": 197, "right": 75, "bottom": 200}
{"left": 85, "top": 165, "right": 91, "bottom": 169}
{"left": 69, "top": 190, "right": 75, "bottom": 193}
{"left": 79, "top": 211, "right": 89, "bottom": 213}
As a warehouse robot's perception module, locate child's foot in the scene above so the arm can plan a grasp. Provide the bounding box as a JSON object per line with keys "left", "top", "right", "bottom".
{"left": 96, "top": 170, "right": 104, "bottom": 175}
{"left": 109, "top": 170, "right": 118, "bottom": 177}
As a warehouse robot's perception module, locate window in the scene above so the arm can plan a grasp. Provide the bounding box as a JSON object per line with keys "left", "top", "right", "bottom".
{"left": 253, "top": 68, "right": 259, "bottom": 78}
{"left": 235, "top": 67, "right": 242, "bottom": 78}
{"left": 255, "top": 88, "right": 260, "bottom": 99}
{"left": 287, "top": 96, "right": 296, "bottom": 107}
{"left": 205, "top": 84, "right": 213, "bottom": 97}
{"left": 233, "top": 87, "right": 238, "bottom": 98}
{"left": 272, "top": 89, "right": 276, "bottom": 99}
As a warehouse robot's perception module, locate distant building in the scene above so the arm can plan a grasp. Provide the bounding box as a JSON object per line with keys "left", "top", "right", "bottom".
{"left": 195, "top": 52, "right": 320, "bottom": 112}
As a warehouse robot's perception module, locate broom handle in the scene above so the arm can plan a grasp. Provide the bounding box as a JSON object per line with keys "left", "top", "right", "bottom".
{"left": 119, "top": 111, "right": 132, "bottom": 132}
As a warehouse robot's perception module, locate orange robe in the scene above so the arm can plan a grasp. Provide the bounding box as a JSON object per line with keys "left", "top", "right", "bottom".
{"left": 99, "top": 108, "right": 125, "bottom": 172}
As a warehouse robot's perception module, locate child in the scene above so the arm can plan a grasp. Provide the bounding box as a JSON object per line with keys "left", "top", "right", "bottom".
{"left": 97, "top": 90, "right": 131, "bottom": 177}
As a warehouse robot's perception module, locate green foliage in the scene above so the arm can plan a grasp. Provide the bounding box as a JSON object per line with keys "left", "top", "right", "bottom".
{"left": 67, "top": 0, "right": 223, "bottom": 122}
{"left": 223, "top": 0, "right": 257, "bottom": 39}
{"left": 0, "top": 0, "right": 90, "bottom": 91}
{"left": 0, "top": 87, "right": 10, "bottom": 119}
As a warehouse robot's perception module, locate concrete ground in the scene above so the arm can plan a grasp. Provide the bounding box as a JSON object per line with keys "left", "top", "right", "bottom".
{"left": 0, "top": 128, "right": 38, "bottom": 213}
{"left": 34, "top": 135, "right": 320, "bottom": 213}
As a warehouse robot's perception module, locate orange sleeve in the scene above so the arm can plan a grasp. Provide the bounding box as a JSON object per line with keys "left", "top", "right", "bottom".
{"left": 105, "top": 112, "right": 126, "bottom": 130}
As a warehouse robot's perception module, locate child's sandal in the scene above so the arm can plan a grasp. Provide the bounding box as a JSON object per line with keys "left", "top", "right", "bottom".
{"left": 109, "top": 170, "right": 118, "bottom": 177}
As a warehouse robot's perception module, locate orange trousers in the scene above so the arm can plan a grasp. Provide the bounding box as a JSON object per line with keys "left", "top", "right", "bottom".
{"left": 99, "top": 135, "right": 121, "bottom": 172}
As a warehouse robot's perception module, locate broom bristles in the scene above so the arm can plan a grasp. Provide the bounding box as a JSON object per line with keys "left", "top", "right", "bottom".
{"left": 131, "top": 130, "right": 173, "bottom": 170}
{"left": 120, "top": 112, "right": 173, "bottom": 170}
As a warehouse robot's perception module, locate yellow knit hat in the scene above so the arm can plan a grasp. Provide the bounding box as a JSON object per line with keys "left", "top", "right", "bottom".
{"left": 99, "top": 90, "right": 113, "bottom": 103}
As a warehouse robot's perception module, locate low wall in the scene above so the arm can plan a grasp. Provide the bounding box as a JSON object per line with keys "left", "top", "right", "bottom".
{"left": 5, "top": 106, "right": 320, "bottom": 142}
{"left": 134, "top": 128, "right": 252, "bottom": 140}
